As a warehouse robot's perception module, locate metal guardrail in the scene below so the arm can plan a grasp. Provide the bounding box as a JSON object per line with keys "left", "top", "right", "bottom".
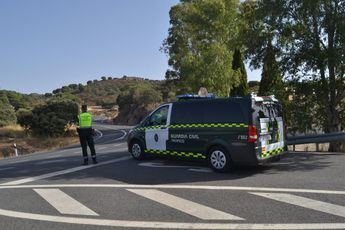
{"left": 287, "top": 132, "right": 345, "bottom": 145}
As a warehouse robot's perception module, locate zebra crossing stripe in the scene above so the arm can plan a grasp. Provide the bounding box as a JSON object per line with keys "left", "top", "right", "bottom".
{"left": 127, "top": 189, "right": 244, "bottom": 220}
{"left": 251, "top": 192, "right": 345, "bottom": 218}
{"left": 1, "top": 156, "right": 131, "bottom": 185}
{"left": 34, "top": 189, "right": 99, "bottom": 216}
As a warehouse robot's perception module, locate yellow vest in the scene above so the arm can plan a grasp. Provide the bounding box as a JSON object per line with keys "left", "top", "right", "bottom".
{"left": 78, "top": 112, "right": 92, "bottom": 128}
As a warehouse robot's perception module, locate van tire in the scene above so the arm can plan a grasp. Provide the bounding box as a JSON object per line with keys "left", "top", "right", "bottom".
{"left": 207, "top": 146, "right": 232, "bottom": 173}
{"left": 130, "top": 140, "right": 145, "bottom": 160}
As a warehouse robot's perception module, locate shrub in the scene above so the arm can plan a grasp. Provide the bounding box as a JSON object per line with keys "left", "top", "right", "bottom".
{"left": 28, "top": 100, "right": 79, "bottom": 137}
{"left": 0, "top": 92, "right": 17, "bottom": 127}
{"left": 16, "top": 109, "right": 33, "bottom": 129}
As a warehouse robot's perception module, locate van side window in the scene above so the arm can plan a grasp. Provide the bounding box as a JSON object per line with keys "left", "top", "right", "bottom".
{"left": 203, "top": 101, "right": 245, "bottom": 123}
{"left": 170, "top": 102, "right": 204, "bottom": 124}
{"left": 170, "top": 100, "right": 247, "bottom": 124}
{"left": 149, "top": 106, "right": 169, "bottom": 126}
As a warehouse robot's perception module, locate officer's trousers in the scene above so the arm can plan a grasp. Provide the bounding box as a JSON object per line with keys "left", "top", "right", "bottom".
{"left": 78, "top": 128, "right": 96, "bottom": 160}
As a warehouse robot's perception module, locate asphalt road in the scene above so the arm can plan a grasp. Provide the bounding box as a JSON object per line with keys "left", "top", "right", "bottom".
{"left": 0, "top": 123, "right": 345, "bottom": 230}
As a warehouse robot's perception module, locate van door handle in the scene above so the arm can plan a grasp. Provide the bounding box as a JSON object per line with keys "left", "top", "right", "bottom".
{"left": 161, "top": 126, "right": 167, "bottom": 129}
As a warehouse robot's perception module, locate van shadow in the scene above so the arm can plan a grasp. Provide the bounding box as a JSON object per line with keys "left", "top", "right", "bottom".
{"left": 264, "top": 151, "right": 338, "bottom": 173}
{"left": 0, "top": 151, "right": 337, "bottom": 185}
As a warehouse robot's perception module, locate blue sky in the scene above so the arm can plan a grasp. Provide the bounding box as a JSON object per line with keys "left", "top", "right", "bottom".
{"left": 0, "top": 0, "right": 260, "bottom": 94}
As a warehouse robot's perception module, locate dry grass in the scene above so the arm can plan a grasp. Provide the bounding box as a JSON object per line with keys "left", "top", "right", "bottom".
{"left": 0, "top": 125, "right": 26, "bottom": 138}
{"left": 0, "top": 125, "right": 79, "bottom": 159}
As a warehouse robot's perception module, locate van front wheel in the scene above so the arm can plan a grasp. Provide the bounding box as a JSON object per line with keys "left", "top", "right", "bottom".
{"left": 130, "top": 140, "right": 145, "bottom": 160}
{"left": 208, "top": 147, "right": 232, "bottom": 172}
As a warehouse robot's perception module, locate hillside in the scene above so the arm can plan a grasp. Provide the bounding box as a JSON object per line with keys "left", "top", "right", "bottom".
{"left": 1, "top": 76, "right": 259, "bottom": 126}
{"left": 49, "top": 76, "right": 175, "bottom": 125}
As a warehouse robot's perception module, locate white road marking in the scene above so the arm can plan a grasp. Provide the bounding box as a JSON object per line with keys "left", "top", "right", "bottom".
{"left": 127, "top": 189, "right": 243, "bottom": 220}
{"left": 98, "top": 147, "right": 107, "bottom": 150}
{"left": 2, "top": 184, "right": 345, "bottom": 196}
{"left": 94, "top": 129, "right": 103, "bottom": 141}
{"left": 189, "top": 168, "right": 212, "bottom": 173}
{"left": 0, "top": 185, "right": 345, "bottom": 228}
{"left": 138, "top": 162, "right": 191, "bottom": 169}
{"left": 34, "top": 159, "right": 67, "bottom": 165}
{"left": 34, "top": 189, "right": 98, "bottom": 216}
{"left": 139, "top": 162, "right": 210, "bottom": 173}
{"left": 73, "top": 151, "right": 81, "bottom": 154}
{"left": 0, "top": 156, "right": 131, "bottom": 185}
{"left": 1, "top": 208, "right": 345, "bottom": 229}
{"left": 116, "top": 130, "right": 127, "bottom": 140}
{"left": 0, "top": 167, "right": 14, "bottom": 171}
{"left": 94, "top": 125, "right": 127, "bottom": 141}
{"left": 251, "top": 192, "right": 345, "bottom": 218}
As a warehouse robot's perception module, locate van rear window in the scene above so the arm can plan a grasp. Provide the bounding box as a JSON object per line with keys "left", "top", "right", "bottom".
{"left": 253, "top": 102, "right": 283, "bottom": 119}
{"left": 170, "top": 100, "right": 247, "bottom": 124}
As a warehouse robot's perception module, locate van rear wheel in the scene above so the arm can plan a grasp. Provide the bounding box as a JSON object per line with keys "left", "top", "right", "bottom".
{"left": 208, "top": 146, "right": 232, "bottom": 172}
{"left": 130, "top": 140, "right": 145, "bottom": 160}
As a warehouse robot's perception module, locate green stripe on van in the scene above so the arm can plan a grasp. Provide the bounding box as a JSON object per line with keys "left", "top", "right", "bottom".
{"left": 134, "top": 123, "right": 248, "bottom": 131}
{"left": 144, "top": 149, "right": 206, "bottom": 159}
{"left": 261, "top": 147, "right": 284, "bottom": 158}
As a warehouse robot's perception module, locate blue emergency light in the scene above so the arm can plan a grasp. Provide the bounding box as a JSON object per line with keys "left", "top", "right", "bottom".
{"left": 176, "top": 93, "right": 216, "bottom": 101}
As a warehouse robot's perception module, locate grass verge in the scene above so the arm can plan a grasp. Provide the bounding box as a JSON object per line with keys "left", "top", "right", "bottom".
{"left": 0, "top": 125, "right": 79, "bottom": 159}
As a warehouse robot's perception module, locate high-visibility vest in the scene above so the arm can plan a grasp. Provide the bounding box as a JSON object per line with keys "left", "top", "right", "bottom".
{"left": 78, "top": 112, "right": 92, "bottom": 128}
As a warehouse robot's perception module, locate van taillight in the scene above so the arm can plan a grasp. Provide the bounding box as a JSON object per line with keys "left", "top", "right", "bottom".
{"left": 247, "top": 125, "right": 258, "bottom": 142}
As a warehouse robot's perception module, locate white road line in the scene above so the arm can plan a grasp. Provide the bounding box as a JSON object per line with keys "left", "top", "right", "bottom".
{"left": 94, "top": 129, "right": 103, "bottom": 141}
{"left": 0, "top": 167, "right": 14, "bottom": 171}
{"left": 138, "top": 162, "right": 191, "bottom": 169}
{"left": 138, "top": 162, "right": 211, "bottom": 173}
{"left": 0, "top": 156, "right": 131, "bottom": 186}
{"left": 94, "top": 125, "right": 127, "bottom": 142}
{"left": 73, "top": 151, "right": 81, "bottom": 154}
{"left": 97, "top": 147, "right": 107, "bottom": 150}
{"left": 3, "top": 184, "right": 345, "bottom": 196}
{"left": 251, "top": 192, "right": 345, "bottom": 218}
{"left": 188, "top": 168, "right": 212, "bottom": 173}
{"left": 116, "top": 130, "right": 127, "bottom": 140}
{"left": 127, "top": 189, "right": 243, "bottom": 220}
{"left": 34, "top": 189, "right": 98, "bottom": 216}
{"left": 1, "top": 208, "right": 345, "bottom": 229}
{"left": 34, "top": 159, "right": 67, "bottom": 165}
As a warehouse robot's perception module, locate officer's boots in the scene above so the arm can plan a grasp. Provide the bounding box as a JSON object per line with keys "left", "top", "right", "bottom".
{"left": 92, "top": 157, "right": 97, "bottom": 164}
{"left": 82, "top": 158, "right": 88, "bottom": 165}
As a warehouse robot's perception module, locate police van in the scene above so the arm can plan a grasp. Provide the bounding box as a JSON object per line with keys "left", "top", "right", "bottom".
{"left": 127, "top": 94, "right": 287, "bottom": 172}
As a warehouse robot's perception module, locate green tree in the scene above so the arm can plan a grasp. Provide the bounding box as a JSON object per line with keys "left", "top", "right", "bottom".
{"left": 230, "top": 49, "right": 249, "bottom": 96}
{"left": 258, "top": 43, "right": 284, "bottom": 97}
{"left": 243, "top": 0, "right": 345, "bottom": 151}
{"left": 16, "top": 108, "right": 33, "bottom": 129}
{"left": 163, "top": 0, "right": 241, "bottom": 97}
{"left": 78, "top": 84, "right": 85, "bottom": 92}
{"left": 0, "top": 91, "right": 17, "bottom": 127}
{"left": 240, "top": 1, "right": 285, "bottom": 98}
{"left": 6, "top": 91, "right": 28, "bottom": 110}
{"left": 29, "top": 100, "right": 79, "bottom": 137}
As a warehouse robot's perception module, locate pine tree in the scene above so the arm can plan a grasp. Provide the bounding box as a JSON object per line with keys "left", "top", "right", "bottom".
{"left": 231, "top": 49, "right": 249, "bottom": 96}
{"left": 258, "top": 43, "right": 283, "bottom": 97}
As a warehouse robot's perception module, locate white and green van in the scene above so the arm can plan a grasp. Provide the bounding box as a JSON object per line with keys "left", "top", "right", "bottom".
{"left": 127, "top": 94, "right": 287, "bottom": 172}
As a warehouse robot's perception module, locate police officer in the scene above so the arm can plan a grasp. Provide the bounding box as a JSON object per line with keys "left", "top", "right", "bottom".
{"left": 77, "top": 105, "right": 97, "bottom": 165}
